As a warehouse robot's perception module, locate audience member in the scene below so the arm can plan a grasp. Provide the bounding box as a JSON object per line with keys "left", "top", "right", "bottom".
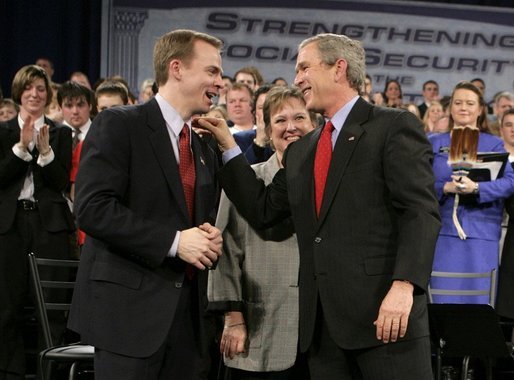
{"left": 139, "top": 78, "right": 155, "bottom": 103}
{"left": 0, "top": 64, "right": 74, "bottom": 380}
{"left": 217, "top": 75, "right": 233, "bottom": 105}
{"left": 489, "top": 91, "right": 514, "bottom": 136}
{"left": 226, "top": 83, "right": 255, "bottom": 134}
{"left": 0, "top": 98, "right": 19, "bottom": 122}
{"left": 67, "top": 29, "right": 223, "bottom": 380}
{"left": 58, "top": 81, "right": 93, "bottom": 147}
{"left": 423, "top": 101, "right": 443, "bottom": 134}
{"left": 382, "top": 79, "right": 403, "bottom": 108}
{"left": 233, "top": 84, "right": 274, "bottom": 162}
{"left": 95, "top": 80, "right": 129, "bottom": 112}
{"left": 429, "top": 81, "right": 514, "bottom": 304}
{"left": 198, "top": 32, "right": 440, "bottom": 380}
{"left": 109, "top": 75, "right": 137, "bottom": 104}
{"left": 272, "top": 77, "right": 288, "bottom": 86}
{"left": 45, "top": 82, "right": 63, "bottom": 123}
{"left": 35, "top": 57, "right": 55, "bottom": 82}
{"left": 208, "top": 86, "right": 315, "bottom": 379}
{"left": 70, "top": 71, "right": 92, "bottom": 90}
{"left": 418, "top": 80, "right": 440, "bottom": 119}
{"left": 401, "top": 103, "right": 421, "bottom": 120}
{"left": 471, "top": 77, "right": 493, "bottom": 114}
{"left": 234, "top": 67, "right": 259, "bottom": 91}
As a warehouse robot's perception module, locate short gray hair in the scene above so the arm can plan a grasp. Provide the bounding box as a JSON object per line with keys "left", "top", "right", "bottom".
{"left": 299, "top": 33, "right": 366, "bottom": 93}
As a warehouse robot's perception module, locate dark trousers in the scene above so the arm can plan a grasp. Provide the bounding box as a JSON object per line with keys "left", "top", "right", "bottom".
{"left": 225, "top": 353, "right": 309, "bottom": 380}
{"left": 307, "top": 305, "right": 433, "bottom": 380}
{"left": 94, "top": 276, "right": 212, "bottom": 380}
{"left": 0, "top": 206, "right": 72, "bottom": 380}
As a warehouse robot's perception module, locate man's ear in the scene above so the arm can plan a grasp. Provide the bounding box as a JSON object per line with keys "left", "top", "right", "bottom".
{"left": 334, "top": 58, "right": 348, "bottom": 82}
{"left": 169, "top": 59, "right": 182, "bottom": 80}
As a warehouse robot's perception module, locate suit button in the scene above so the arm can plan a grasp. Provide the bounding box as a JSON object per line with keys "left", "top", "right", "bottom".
{"left": 174, "top": 282, "right": 182, "bottom": 288}
{"left": 314, "top": 237, "right": 322, "bottom": 243}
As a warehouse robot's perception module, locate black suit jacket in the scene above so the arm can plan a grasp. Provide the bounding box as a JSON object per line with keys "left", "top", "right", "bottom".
{"left": 0, "top": 117, "right": 74, "bottom": 234}
{"left": 68, "top": 99, "right": 220, "bottom": 357}
{"left": 218, "top": 98, "right": 441, "bottom": 351}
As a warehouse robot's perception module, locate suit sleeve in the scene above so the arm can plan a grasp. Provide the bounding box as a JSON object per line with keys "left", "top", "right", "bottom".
{"left": 74, "top": 109, "right": 174, "bottom": 267}
{"left": 383, "top": 111, "right": 441, "bottom": 291}
{"left": 218, "top": 153, "right": 290, "bottom": 230}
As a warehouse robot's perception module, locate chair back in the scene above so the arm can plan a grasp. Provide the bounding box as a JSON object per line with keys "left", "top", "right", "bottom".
{"left": 428, "top": 269, "right": 497, "bottom": 305}
{"left": 28, "top": 252, "right": 79, "bottom": 348}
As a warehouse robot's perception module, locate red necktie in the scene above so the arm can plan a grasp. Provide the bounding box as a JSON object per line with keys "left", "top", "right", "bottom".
{"left": 314, "top": 121, "right": 334, "bottom": 217}
{"left": 179, "top": 124, "right": 197, "bottom": 280}
{"left": 179, "top": 124, "right": 196, "bottom": 221}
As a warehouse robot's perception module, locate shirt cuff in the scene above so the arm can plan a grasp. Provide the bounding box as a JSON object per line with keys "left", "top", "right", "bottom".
{"left": 222, "top": 146, "right": 242, "bottom": 164}
{"left": 37, "top": 148, "right": 55, "bottom": 167}
{"left": 167, "top": 231, "right": 180, "bottom": 257}
{"left": 12, "top": 143, "right": 33, "bottom": 162}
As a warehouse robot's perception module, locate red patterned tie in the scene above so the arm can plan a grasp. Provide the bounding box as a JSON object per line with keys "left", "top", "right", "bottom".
{"left": 314, "top": 121, "right": 334, "bottom": 217}
{"left": 179, "top": 124, "right": 197, "bottom": 280}
{"left": 179, "top": 124, "right": 196, "bottom": 221}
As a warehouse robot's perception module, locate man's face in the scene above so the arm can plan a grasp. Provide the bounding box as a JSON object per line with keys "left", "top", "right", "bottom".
{"left": 36, "top": 59, "right": 54, "bottom": 79}
{"left": 62, "top": 96, "right": 91, "bottom": 128}
{"left": 179, "top": 39, "right": 223, "bottom": 116}
{"left": 495, "top": 97, "right": 514, "bottom": 119}
{"left": 471, "top": 80, "right": 485, "bottom": 95}
{"left": 294, "top": 42, "right": 335, "bottom": 115}
{"left": 96, "top": 94, "right": 125, "bottom": 112}
{"left": 501, "top": 114, "right": 514, "bottom": 148}
{"left": 423, "top": 83, "right": 439, "bottom": 102}
{"left": 226, "top": 88, "right": 253, "bottom": 125}
{"left": 235, "top": 72, "right": 256, "bottom": 90}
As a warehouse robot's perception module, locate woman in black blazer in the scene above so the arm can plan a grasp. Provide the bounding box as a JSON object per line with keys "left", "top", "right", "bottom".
{"left": 0, "top": 65, "right": 73, "bottom": 379}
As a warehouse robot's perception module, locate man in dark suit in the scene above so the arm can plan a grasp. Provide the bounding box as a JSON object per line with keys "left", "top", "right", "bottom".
{"left": 0, "top": 64, "right": 74, "bottom": 380}
{"left": 68, "top": 29, "right": 224, "bottom": 380}
{"left": 417, "top": 80, "right": 439, "bottom": 119}
{"left": 198, "top": 33, "right": 441, "bottom": 380}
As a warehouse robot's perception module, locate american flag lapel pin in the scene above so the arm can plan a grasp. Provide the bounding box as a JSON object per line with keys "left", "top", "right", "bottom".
{"left": 200, "top": 156, "right": 206, "bottom": 165}
{"left": 348, "top": 136, "right": 355, "bottom": 141}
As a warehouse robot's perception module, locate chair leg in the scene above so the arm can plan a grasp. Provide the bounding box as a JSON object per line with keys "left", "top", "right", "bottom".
{"left": 461, "top": 356, "right": 470, "bottom": 380}
{"left": 69, "top": 361, "right": 78, "bottom": 380}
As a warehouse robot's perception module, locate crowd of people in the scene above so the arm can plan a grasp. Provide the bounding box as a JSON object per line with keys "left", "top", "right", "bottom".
{"left": 1, "top": 27, "right": 514, "bottom": 380}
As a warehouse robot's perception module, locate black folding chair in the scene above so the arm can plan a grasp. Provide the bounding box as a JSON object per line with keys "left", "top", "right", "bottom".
{"left": 28, "top": 252, "right": 94, "bottom": 380}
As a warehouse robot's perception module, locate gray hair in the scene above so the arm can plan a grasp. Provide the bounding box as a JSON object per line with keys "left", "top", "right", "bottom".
{"left": 299, "top": 33, "right": 366, "bottom": 93}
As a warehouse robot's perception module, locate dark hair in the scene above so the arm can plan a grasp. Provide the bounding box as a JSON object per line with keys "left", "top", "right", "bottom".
{"left": 95, "top": 80, "right": 129, "bottom": 104}
{"left": 422, "top": 80, "right": 438, "bottom": 91}
{"left": 382, "top": 79, "right": 403, "bottom": 106}
{"left": 252, "top": 84, "right": 274, "bottom": 114}
{"left": 57, "top": 81, "right": 93, "bottom": 107}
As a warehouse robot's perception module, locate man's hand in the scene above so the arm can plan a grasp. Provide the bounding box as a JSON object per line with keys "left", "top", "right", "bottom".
{"left": 373, "top": 280, "right": 414, "bottom": 343}
{"left": 221, "top": 311, "right": 247, "bottom": 359}
{"left": 177, "top": 224, "right": 222, "bottom": 270}
{"left": 193, "top": 117, "right": 237, "bottom": 152}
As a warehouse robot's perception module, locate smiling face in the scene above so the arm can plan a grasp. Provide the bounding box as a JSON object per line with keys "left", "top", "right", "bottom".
{"left": 294, "top": 42, "right": 335, "bottom": 115}
{"left": 179, "top": 39, "right": 223, "bottom": 117}
{"left": 20, "top": 77, "right": 48, "bottom": 117}
{"left": 450, "top": 88, "right": 482, "bottom": 128}
{"left": 269, "top": 97, "right": 314, "bottom": 156}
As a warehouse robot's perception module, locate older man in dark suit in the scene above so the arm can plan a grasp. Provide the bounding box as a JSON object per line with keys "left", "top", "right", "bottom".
{"left": 198, "top": 33, "right": 441, "bottom": 380}
{"left": 68, "top": 29, "right": 224, "bottom": 380}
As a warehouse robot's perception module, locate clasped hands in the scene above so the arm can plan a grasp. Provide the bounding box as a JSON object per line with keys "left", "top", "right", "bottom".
{"left": 177, "top": 222, "right": 222, "bottom": 270}
{"left": 444, "top": 174, "right": 477, "bottom": 195}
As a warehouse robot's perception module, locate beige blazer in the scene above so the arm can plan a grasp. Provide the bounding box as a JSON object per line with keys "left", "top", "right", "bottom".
{"left": 208, "top": 153, "right": 300, "bottom": 372}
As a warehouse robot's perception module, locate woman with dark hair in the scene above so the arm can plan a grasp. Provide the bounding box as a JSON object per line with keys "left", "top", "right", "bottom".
{"left": 382, "top": 79, "right": 403, "bottom": 108}
{"left": 428, "top": 81, "right": 514, "bottom": 304}
{"left": 0, "top": 65, "right": 74, "bottom": 379}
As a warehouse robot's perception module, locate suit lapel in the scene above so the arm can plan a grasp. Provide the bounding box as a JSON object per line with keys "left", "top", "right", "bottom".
{"left": 146, "top": 100, "right": 190, "bottom": 223}
{"left": 316, "top": 98, "right": 371, "bottom": 227}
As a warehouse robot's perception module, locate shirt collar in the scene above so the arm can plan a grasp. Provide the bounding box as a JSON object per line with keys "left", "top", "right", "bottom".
{"left": 327, "top": 95, "right": 360, "bottom": 132}
{"left": 155, "top": 93, "right": 189, "bottom": 136}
